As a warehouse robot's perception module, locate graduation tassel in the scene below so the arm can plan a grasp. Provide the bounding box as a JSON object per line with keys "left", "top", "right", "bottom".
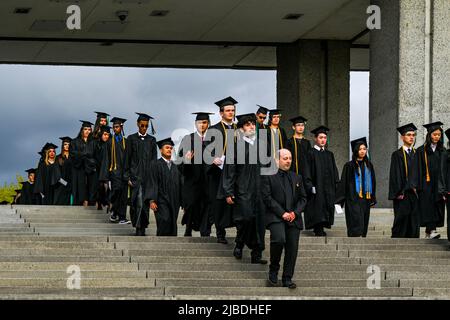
{"left": 424, "top": 143, "right": 431, "bottom": 183}
{"left": 150, "top": 120, "right": 156, "bottom": 135}
{"left": 293, "top": 136, "right": 299, "bottom": 175}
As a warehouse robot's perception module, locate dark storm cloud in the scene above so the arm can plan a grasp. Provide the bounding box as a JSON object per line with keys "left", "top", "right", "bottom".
{"left": 0, "top": 65, "right": 276, "bottom": 184}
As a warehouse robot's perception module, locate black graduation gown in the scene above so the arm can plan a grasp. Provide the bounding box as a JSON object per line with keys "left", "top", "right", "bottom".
{"left": 417, "top": 144, "right": 446, "bottom": 228}
{"left": 286, "top": 137, "right": 312, "bottom": 176}
{"left": 336, "top": 160, "right": 377, "bottom": 237}
{"left": 53, "top": 155, "right": 73, "bottom": 205}
{"left": 443, "top": 150, "right": 450, "bottom": 240}
{"left": 205, "top": 122, "right": 236, "bottom": 230}
{"left": 178, "top": 132, "right": 210, "bottom": 234}
{"left": 219, "top": 136, "right": 262, "bottom": 250}
{"left": 70, "top": 137, "right": 98, "bottom": 205}
{"left": 145, "top": 158, "right": 182, "bottom": 236}
{"left": 303, "top": 147, "right": 339, "bottom": 230}
{"left": 388, "top": 148, "right": 422, "bottom": 238}
{"left": 267, "top": 127, "right": 288, "bottom": 158}
{"left": 18, "top": 182, "right": 41, "bottom": 205}
{"left": 100, "top": 135, "right": 128, "bottom": 219}
{"left": 34, "top": 161, "right": 61, "bottom": 205}
{"left": 124, "top": 133, "right": 157, "bottom": 228}
{"left": 95, "top": 139, "right": 110, "bottom": 207}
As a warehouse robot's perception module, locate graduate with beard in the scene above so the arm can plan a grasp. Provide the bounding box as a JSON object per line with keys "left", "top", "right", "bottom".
{"left": 18, "top": 169, "right": 41, "bottom": 205}
{"left": 219, "top": 113, "right": 267, "bottom": 264}
{"left": 205, "top": 96, "right": 238, "bottom": 244}
{"left": 54, "top": 137, "right": 73, "bottom": 205}
{"left": 389, "top": 123, "right": 421, "bottom": 238}
{"left": 303, "top": 126, "right": 339, "bottom": 236}
{"left": 34, "top": 143, "right": 61, "bottom": 205}
{"left": 95, "top": 125, "right": 112, "bottom": 211}
{"left": 101, "top": 117, "right": 130, "bottom": 224}
{"left": 286, "top": 116, "right": 311, "bottom": 177}
{"left": 336, "top": 137, "right": 377, "bottom": 237}
{"left": 417, "top": 122, "right": 447, "bottom": 239}
{"left": 70, "top": 120, "right": 98, "bottom": 206}
{"left": 178, "top": 112, "right": 213, "bottom": 237}
{"left": 124, "top": 112, "right": 157, "bottom": 236}
{"left": 146, "top": 138, "right": 182, "bottom": 236}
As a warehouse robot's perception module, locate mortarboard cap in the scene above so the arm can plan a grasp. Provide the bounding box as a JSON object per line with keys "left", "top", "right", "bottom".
{"left": 192, "top": 112, "right": 214, "bottom": 121}
{"left": 236, "top": 113, "right": 257, "bottom": 128}
{"left": 445, "top": 128, "right": 450, "bottom": 141}
{"left": 397, "top": 123, "right": 417, "bottom": 135}
{"left": 256, "top": 105, "right": 269, "bottom": 115}
{"left": 215, "top": 96, "right": 238, "bottom": 109}
{"left": 351, "top": 137, "right": 368, "bottom": 152}
{"left": 80, "top": 120, "right": 94, "bottom": 128}
{"left": 42, "top": 142, "right": 58, "bottom": 151}
{"left": 311, "top": 125, "right": 330, "bottom": 136}
{"left": 94, "top": 111, "right": 110, "bottom": 119}
{"left": 289, "top": 116, "right": 308, "bottom": 125}
{"left": 110, "top": 117, "right": 127, "bottom": 125}
{"left": 59, "top": 137, "right": 72, "bottom": 143}
{"left": 99, "top": 125, "right": 111, "bottom": 134}
{"left": 423, "top": 121, "right": 444, "bottom": 133}
{"left": 135, "top": 112, "right": 154, "bottom": 121}
{"left": 156, "top": 137, "right": 174, "bottom": 149}
{"left": 269, "top": 109, "right": 282, "bottom": 116}
{"left": 25, "top": 168, "right": 37, "bottom": 174}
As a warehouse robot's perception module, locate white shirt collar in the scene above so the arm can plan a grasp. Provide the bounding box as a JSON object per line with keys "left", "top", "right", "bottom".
{"left": 196, "top": 130, "right": 207, "bottom": 139}
{"left": 314, "top": 145, "right": 323, "bottom": 151}
{"left": 243, "top": 135, "right": 256, "bottom": 145}
{"left": 221, "top": 120, "right": 234, "bottom": 127}
{"left": 403, "top": 145, "right": 412, "bottom": 152}
{"left": 138, "top": 132, "right": 147, "bottom": 137}
{"left": 431, "top": 143, "right": 437, "bottom": 152}
{"left": 162, "top": 157, "right": 171, "bottom": 164}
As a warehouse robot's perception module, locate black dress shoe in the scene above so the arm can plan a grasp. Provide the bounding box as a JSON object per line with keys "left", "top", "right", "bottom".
{"left": 233, "top": 247, "right": 243, "bottom": 259}
{"left": 267, "top": 272, "right": 278, "bottom": 287}
{"left": 282, "top": 280, "right": 297, "bottom": 289}
{"left": 217, "top": 238, "right": 228, "bottom": 244}
{"left": 251, "top": 257, "right": 268, "bottom": 264}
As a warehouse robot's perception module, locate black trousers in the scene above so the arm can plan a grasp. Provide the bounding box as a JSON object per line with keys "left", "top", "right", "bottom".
{"left": 235, "top": 218, "right": 259, "bottom": 255}
{"left": 130, "top": 185, "right": 149, "bottom": 229}
{"left": 268, "top": 222, "right": 301, "bottom": 281}
{"left": 110, "top": 182, "right": 128, "bottom": 220}
{"left": 392, "top": 190, "right": 420, "bottom": 238}
{"left": 447, "top": 200, "right": 450, "bottom": 242}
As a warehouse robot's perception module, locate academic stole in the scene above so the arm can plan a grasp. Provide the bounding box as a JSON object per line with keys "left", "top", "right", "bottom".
{"left": 220, "top": 122, "right": 237, "bottom": 156}
{"left": 402, "top": 147, "right": 416, "bottom": 181}
{"left": 355, "top": 161, "right": 372, "bottom": 199}
{"left": 110, "top": 135, "right": 126, "bottom": 171}
{"left": 271, "top": 127, "right": 284, "bottom": 159}
{"left": 423, "top": 144, "right": 431, "bottom": 183}
{"left": 292, "top": 137, "right": 299, "bottom": 175}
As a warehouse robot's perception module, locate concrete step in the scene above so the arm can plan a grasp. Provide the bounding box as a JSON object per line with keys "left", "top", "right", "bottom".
{"left": 0, "top": 262, "right": 137, "bottom": 271}
{"left": 388, "top": 271, "right": 450, "bottom": 280}
{"left": 0, "top": 270, "right": 146, "bottom": 278}
{"left": 0, "top": 249, "right": 123, "bottom": 257}
{"left": 0, "top": 278, "right": 156, "bottom": 288}
{"left": 413, "top": 288, "right": 450, "bottom": 297}
{"left": 157, "top": 278, "right": 400, "bottom": 288}
{"left": 349, "top": 250, "right": 450, "bottom": 258}
{"left": 0, "top": 241, "right": 115, "bottom": 249}
{"left": 0, "top": 256, "right": 130, "bottom": 263}
{"left": 360, "top": 257, "right": 450, "bottom": 265}
{"left": 146, "top": 270, "right": 385, "bottom": 280}
{"left": 164, "top": 286, "right": 413, "bottom": 297}
{"left": 400, "top": 280, "right": 450, "bottom": 288}
{"left": 0, "top": 236, "right": 106, "bottom": 242}
{"left": 339, "top": 244, "right": 449, "bottom": 251}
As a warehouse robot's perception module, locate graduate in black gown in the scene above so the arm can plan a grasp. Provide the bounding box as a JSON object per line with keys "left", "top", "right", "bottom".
{"left": 205, "top": 96, "right": 238, "bottom": 244}
{"left": 389, "top": 123, "right": 421, "bottom": 238}
{"left": 54, "top": 137, "right": 73, "bottom": 205}
{"left": 34, "top": 143, "right": 61, "bottom": 205}
{"left": 286, "top": 116, "right": 311, "bottom": 177}
{"left": 336, "top": 137, "right": 377, "bottom": 237}
{"left": 417, "top": 122, "right": 447, "bottom": 239}
{"left": 303, "top": 126, "right": 339, "bottom": 236}
{"left": 178, "top": 112, "right": 212, "bottom": 237}
{"left": 124, "top": 112, "right": 157, "bottom": 236}
{"left": 444, "top": 129, "right": 450, "bottom": 243}
{"left": 101, "top": 117, "right": 130, "bottom": 224}
{"left": 95, "top": 125, "right": 111, "bottom": 211}
{"left": 219, "top": 113, "right": 267, "bottom": 264}
{"left": 70, "top": 121, "right": 98, "bottom": 206}
{"left": 267, "top": 109, "right": 288, "bottom": 159}
{"left": 146, "top": 138, "right": 182, "bottom": 236}
{"left": 93, "top": 111, "right": 110, "bottom": 140}
{"left": 18, "top": 169, "right": 41, "bottom": 205}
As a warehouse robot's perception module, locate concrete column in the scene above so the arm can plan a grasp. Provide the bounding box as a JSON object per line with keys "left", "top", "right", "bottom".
{"left": 276, "top": 40, "right": 350, "bottom": 171}
{"left": 370, "top": 0, "right": 450, "bottom": 207}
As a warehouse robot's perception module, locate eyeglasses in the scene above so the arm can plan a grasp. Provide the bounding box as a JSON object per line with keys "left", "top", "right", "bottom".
{"left": 258, "top": 116, "right": 267, "bottom": 120}
{"left": 139, "top": 124, "right": 149, "bottom": 128}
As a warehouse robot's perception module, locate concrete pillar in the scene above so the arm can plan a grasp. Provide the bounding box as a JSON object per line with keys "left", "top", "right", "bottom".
{"left": 276, "top": 40, "right": 350, "bottom": 171}
{"left": 370, "top": 0, "right": 450, "bottom": 207}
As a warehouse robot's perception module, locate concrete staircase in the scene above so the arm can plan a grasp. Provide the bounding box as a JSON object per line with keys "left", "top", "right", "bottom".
{"left": 0, "top": 205, "right": 449, "bottom": 299}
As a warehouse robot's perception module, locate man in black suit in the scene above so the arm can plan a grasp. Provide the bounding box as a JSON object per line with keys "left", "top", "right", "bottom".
{"left": 262, "top": 148, "right": 307, "bottom": 289}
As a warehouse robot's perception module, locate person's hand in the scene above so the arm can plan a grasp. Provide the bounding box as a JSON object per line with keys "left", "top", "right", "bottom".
{"left": 128, "top": 180, "right": 134, "bottom": 187}
{"left": 282, "top": 212, "right": 291, "bottom": 221}
{"left": 226, "top": 196, "right": 235, "bottom": 205}
{"left": 185, "top": 151, "right": 194, "bottom": 161}
{"left": 213, "top": 157, "right": 223, "bottom": 166}
{"left": 150, "top": 201, "right": 158, "bottom": 212}
{"left": 396, "top": 194, "right": 405, "bottom": 200}
{"left": 289, "top": 212, "right": 296, "bottom": 222}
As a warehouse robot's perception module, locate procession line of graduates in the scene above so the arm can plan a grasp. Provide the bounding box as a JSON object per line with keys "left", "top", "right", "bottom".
{"left": 11, "top": 98, "right": 450, "bottom": 288}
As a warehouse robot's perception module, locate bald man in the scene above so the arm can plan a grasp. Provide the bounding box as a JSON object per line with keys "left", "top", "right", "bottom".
{"left": 261, "top": 149, "right": 307, "bottom": 289}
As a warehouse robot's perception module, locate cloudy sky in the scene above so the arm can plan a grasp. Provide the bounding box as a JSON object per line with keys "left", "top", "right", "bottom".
{"left": 0, "top": 65, "right": 368, "bottom": 185}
